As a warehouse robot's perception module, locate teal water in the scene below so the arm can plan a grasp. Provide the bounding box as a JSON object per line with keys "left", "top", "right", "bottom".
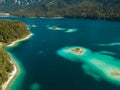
{"left": 1, "top": 17, "right": 120, "bottom": 90}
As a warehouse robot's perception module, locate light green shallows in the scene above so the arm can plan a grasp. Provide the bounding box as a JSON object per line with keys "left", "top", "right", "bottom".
{"left": 57, "top": 46, "right": 120, "bottom": 86}
{"left": 30, "top": 83, "right": 41, "bottom": 90}
{"left": 6, "top": 52, "right": 26, "bottom": 90}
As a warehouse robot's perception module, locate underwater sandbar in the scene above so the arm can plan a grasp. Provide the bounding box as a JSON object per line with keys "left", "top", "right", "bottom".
{"left": 57, "top": 46, "right": 120, "bottom": 86}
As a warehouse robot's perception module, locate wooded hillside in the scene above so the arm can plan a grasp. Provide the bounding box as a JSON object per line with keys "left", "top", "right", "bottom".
{"left": 6, "top": 0, "right": 120, "bottom": 20}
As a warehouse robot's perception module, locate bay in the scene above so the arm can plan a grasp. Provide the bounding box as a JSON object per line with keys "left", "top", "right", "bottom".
{"left": 1, "top": 17, "right": 120, "bottom": 90}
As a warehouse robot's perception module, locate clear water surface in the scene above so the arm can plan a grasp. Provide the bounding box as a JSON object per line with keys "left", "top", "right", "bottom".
{"left": 1, "top": 17, "right": 120, "bottom": 90}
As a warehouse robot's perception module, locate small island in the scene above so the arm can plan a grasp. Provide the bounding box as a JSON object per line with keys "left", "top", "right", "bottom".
{"left": 71, "top": 47, "right": 84, "bottom": 55}
{"left": 30, "top": 24, "right": 36, "bottom": 28}
{"left": 51, "top": 26, "right": 59, "bottom": 30}
{"left": 47, "top": 25, "right": 65, "bottom": 31}
{"left": 0, "top": 20, "right": 32, "bottom": 90}
{"left": 111, "top": 69, "right": 120, "bottom": 76}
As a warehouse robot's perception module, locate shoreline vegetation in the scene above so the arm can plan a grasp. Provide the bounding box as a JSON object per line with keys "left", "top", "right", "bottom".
{"left": 7, "top": 33, "right": 33, "bottom": 47}
{"left": 0, "top": 20, "right": 32, "bottom": 90}
{"left": 2, "top": 61, "right": 17, "bottom": 90}
{"left": 2, "top": 33, "right": 33, "bottom": 90}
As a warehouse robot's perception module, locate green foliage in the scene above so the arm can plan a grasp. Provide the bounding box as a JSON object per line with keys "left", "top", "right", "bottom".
{"left": 0, "top": 20, "right": 30, "bottom": 44}
{"left": 0, "top": 48, "right": 13, "bottom": 90}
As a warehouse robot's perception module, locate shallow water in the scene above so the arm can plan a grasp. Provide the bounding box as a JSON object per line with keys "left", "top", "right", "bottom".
{"left": 1, "top": 17, "right": 120, "bottom": 90}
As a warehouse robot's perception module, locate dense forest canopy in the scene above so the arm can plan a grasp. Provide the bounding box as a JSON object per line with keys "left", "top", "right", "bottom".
{"left": 0, "top": 20, "right": 30, "bottom": 44}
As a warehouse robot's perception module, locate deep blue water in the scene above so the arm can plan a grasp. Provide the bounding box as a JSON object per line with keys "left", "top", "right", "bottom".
{"left": 1, "top": 17, "right": 120, "bottom": 90}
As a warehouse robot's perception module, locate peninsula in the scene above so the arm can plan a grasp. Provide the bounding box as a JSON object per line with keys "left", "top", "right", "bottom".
{"left": 0, "top": 20, "right": 31, "bottom": 90}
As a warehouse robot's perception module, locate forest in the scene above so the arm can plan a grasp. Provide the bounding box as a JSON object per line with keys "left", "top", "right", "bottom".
{"left": 0, "top": 20, "right": 30, "bottom": 44}
{"left": 0, "top": 48, "right": 13, "bottom": 89}
{"left": 0, "top": 20, "right": 30, "bottom": 90}
{"left": 7, "top": 0, "right": 120, "bottom": 20}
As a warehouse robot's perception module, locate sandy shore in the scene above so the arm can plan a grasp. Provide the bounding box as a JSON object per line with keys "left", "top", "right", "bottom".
{"left": 7, "top": 33, "right": 33, "bottom": 47}
{"left": 2, "top": 33, "right": 33, "bottom": 90}
{"left": 2, "top": 62, "right": 17, "bottom": 90}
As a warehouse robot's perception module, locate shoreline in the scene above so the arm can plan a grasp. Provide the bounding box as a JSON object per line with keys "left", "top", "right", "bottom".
{"left": 2, "top": 33, "right": 33, "bottom": 90}
{"left": 2, "top": 61, "right": 18, "bottom": 90}
{"left": 7, "top": 33, "right": 33, "bottom": 47}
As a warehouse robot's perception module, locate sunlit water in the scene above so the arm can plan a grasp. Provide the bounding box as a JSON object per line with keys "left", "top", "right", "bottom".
{"left": 1, "top": 17, "right": 120, "bottom": 90}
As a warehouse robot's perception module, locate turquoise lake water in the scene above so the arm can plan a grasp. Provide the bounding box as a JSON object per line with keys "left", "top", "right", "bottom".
{"left": 1, "top": 17, "right": 120, "bottom": 90}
